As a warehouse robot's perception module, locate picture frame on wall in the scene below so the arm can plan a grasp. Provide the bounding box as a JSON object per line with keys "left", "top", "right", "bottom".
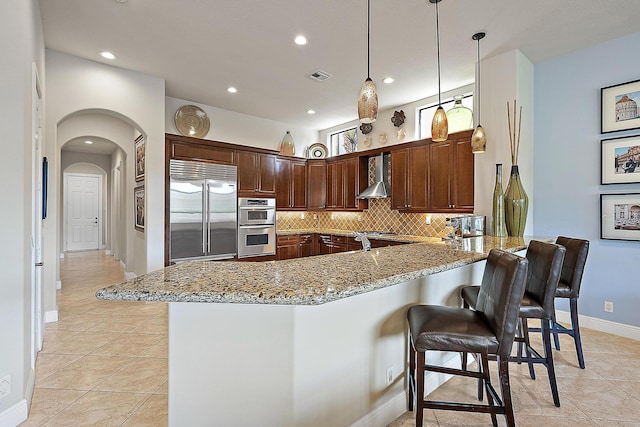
{"left": 135, "top": 135, "right": 145, "bottom": 181}
{"left": 134, "top": 184, "right": 145, "bottom": 232}
{"left": 600, "top": 193, "right": 640, "bottom": 241}
{"left": 601, "top": 79, "right": 640, "bottom": 134}
{"left": 601, "top": 135, "right": 640, "bottom": 184}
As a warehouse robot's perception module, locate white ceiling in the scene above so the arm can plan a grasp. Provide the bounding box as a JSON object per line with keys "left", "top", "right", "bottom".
{"left": 40, "top": 0, "right": 640, "bottom": 132}
{"left": 62, "top": 136, "right": 119, "bottom": 155}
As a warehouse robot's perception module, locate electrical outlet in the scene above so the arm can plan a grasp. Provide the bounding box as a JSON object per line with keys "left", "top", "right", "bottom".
{"left": 604, "top": 301, "right": 614, "bottom": 313}
{"left": 425, "top": 215, "right": 431, "bottom": 225}
{"left": 0, "top": 375, "right": 11, "bottom": 400}
{"left": 386, "top": 367, "right": 393, "bottom": 385}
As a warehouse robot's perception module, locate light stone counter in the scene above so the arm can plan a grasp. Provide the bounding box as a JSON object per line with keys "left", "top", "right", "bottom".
{"left": 96, "top": 236, "right": 528, "bottom": 305}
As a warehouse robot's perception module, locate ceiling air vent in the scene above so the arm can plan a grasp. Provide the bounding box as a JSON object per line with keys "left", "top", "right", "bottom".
{"left": 307, "top": 70, "right": 333, "bottom": 82}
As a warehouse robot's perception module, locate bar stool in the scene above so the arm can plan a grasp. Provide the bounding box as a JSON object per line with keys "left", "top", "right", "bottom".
{"left": 539, "top": 236, "right": 589, "bottom": 369}
{"left": 460, "top": 240, "right": 566, "bottom": 407}
{"left": 407, "top": 249, "right": 528, "bottom": 427}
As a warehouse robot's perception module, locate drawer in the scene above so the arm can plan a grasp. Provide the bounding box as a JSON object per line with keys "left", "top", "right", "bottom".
{"left": 299, "top": 234, "right": 313, "bottom": 244}
{"left": 277, "top": 235, "right": 299, "bottom": 244}
{"left": 331, "top": 235, "right": 348, "bottom": 244}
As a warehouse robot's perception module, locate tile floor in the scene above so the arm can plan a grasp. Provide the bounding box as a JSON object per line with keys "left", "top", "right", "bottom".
{"left": 20, "top": 250, "right": 640, "bottom": 426}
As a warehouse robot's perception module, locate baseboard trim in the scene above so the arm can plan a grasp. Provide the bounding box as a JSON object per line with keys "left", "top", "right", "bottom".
{"left": 56, "top": 280, "right": 61, "bottom": 290}
{"left": 59, "top": 252, "right": 64, "bottom": 259}
{"left": 0, "top": 399, "right": 28, "bottom": 427}
{"left": 555, "top": 310, "right": 640, "bottom": 340}
{"left": 349, "top": 354, "right": 461, "bottom": 427}
{"left": 105, "top": 249, "right": 111, "bottom": 255}
{"left": 124, "top": 272, "right": 136, "bottom": 280}
{"left": 26, "top": 367, "right": 35, "bottom": 413}
{"left": 45, "top": 309, "right": 58, "bottom": 323}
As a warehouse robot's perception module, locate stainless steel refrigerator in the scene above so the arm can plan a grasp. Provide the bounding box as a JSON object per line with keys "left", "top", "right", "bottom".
{"left": 169, "top": 159, "right": 237, "bottom": 262}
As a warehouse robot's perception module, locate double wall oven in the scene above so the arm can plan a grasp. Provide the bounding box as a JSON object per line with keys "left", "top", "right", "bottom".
{"left": 237, "top": 197, "right": 276, "bottom": 258}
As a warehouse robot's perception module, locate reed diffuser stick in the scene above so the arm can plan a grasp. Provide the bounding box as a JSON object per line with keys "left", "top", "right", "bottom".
{"left": 507, "top": 101, "right": 514, "bottom": 164}
{"left": 516, "top": 105, "right": 522, "bottom": 165}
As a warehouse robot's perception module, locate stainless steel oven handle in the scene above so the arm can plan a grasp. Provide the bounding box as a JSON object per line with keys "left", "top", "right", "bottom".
{"left": 238, "top": 225, "right": 275, "bottom": 229}
{"left": 202, "top": 183, "right": 207, "bottom": 254}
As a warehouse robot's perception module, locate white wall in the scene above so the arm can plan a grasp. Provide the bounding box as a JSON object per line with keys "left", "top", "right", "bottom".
{"left": 534, "top": 32, "right": 640, "bottom": 327}
{"left": 43, "top": 50, "right": 166, "bottom": 319}
{"left": 0, "top": 0, "right": 44, "bottom": 423}
{"left": 166, "top": 96, "right": 319, "bottom": 156}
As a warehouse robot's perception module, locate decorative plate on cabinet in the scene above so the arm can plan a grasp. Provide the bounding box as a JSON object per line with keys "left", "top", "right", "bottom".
{"left": 174, "top": 105, "right": 210, "bottom": 138}
{"left": 307, "top": 143, "right": 328, "bottom": 159}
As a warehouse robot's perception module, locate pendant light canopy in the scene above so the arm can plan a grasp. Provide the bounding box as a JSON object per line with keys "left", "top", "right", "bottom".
{"left": 358, "top": 0, "right": 378, "bottom": 123}
{"left": 430, "top": 0, "right": 448, "bottom": 142}
{"left": 471, "top": 31, "right": 487, "bottom": 153}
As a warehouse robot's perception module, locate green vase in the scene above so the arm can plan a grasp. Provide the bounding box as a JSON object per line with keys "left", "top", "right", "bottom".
{"left": 492, "top": 164, "right": 508, "bottom": 237}
{"left": 504, "top": 165, "right": 528, "bottom": 237}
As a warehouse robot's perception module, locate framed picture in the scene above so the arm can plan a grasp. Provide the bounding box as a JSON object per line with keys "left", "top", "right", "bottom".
{"left": 601, "top": 79, "right": 640, "bottom": 134}
{"left": 600, "top": 193, "right": 640, "bottom": 241}
{"left": 601, "top": 135, "right": 640, "bottom": 184}
{"left": 134, "top": 185, "right": 145, "bottom": 232}
{"left": 135, "top": 135, "right": 145, "bottom": 181}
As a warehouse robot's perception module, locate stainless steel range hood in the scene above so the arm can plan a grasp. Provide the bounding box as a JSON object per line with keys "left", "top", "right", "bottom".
{"left": 357, "top": 153, "right": 390, "bottom": 199}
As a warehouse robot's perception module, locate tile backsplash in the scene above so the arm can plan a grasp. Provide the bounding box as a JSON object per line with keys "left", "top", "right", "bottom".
{"left": 276, "top": 198, "right": 451, "bottom": 238}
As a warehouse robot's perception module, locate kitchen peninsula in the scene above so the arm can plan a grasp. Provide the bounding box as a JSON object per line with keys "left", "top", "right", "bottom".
{"left": 97, "top": 236, "right": 528, "bottom": 427}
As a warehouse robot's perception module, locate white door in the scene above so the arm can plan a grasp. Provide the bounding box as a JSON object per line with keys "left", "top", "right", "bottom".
{"left": 65, "top": 173, "right": 102, "bottom": 251}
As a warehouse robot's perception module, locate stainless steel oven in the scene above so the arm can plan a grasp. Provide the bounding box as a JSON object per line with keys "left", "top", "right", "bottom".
{"left": 237, "top": 198, "right": 276, "bottom": 258}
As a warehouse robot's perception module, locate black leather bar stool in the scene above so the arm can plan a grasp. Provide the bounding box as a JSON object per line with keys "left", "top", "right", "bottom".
{"left": 407, "top": 249, "right": 528, "bottom": 427}
{"left": 536, "top": 236, "right": 589, "bottom": 369}
{"left": 461, "top": 240, "right": 566, "bottom": 407}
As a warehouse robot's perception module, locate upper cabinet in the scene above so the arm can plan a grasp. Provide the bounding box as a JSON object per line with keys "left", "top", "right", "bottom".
{"left": 390, "top": 145, "right": 429, "bottom": 211}
{"left": 166, "top": 134, "right": 235, "bottom": 165}
{"left": 237, "top": 151, "right": 277, "bottom": 197}
{"left": 276, "top": 156, "right": 307, "bottom": 210}
{"left": 428, "top": 135, "right": 474, "bottom": 213}
{"left": 307, "top": 160, "right": 327, "bottom": 210}
{"left": 326, "top": 157, "right": 368, "bottom": 211}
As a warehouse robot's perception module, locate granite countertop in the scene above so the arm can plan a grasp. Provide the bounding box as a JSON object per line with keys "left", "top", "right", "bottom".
{"left": 96, "top": 236, "right": 530, "bottom": 306}
{"left": 277, "top": 228, "right": 436, "bottom": 243}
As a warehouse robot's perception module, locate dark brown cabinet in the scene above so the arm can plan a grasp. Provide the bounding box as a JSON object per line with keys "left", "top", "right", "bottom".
{"left": 276, "top": 157, "right": 307, "bottom": 210}
{"left": 326, "top": 157, "right": 368, "bottom": 211}
{"left": 307, "top": 160, "right": 327, "bottom": 210}
{"left": 390, "top": 145, "right": 429, "bottom": 211}
{"left": 428, "top": 137, "right": 474, "bottom": 213}
{"left": 237, "top": 151, "right": 276, "bottom": 196}
{"left": 299, "top": 234, "right": 314, "bottom": 258}
{"left": 276, "top": 235, "right": 301, "bottom": 261}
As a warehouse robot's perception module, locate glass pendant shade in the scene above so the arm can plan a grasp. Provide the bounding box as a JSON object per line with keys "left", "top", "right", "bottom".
{"left": 471, "top": 125, "right": 487, "bottom": 153}
{"left": 446, "top": 95, "right": 473, "bottom": 133}
{"left": 431, "top": 106, "right": 448, "bottom": 141}
{"left": 358, "top": 78, "right": 378, "bottom": 124}
{"left": 279, "top": 131, "right": 295, "bottom": 156}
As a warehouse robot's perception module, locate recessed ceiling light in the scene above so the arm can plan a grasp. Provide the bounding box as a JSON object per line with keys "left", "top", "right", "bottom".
{"left": 294, "top": 35, "right": 308, "bottom": 46}
{"left": 306, "top": 109, "right": 316, "bottom": 115}
{"left": 84, "top": 140, "right": 93, "bottom": 145}
{"left": 227, "top": 87, "right": 237, "bottom": 93}
{"left": 114, "top": 0, "right": 127, "bottom": 3}
{"left": 383, "top": 77, "right": 394, "bottom": 84}
{"left": 100, "top": 51, "right": 116, "bottom": 60}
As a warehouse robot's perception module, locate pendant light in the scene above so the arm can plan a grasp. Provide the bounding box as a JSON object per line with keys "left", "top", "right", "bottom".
{"left": 358, "top": 0, "right": 378, "bottom": 123}
{"left": 471, "top": 32, "right": 487, "bottom": 153}
{"left": 430, "top": 0, "right": 448, "bottom": 142}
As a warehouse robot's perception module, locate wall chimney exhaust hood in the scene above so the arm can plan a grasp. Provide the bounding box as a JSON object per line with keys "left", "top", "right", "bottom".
{"left": 357, "top": 153, "right": 390, "bottom": 199}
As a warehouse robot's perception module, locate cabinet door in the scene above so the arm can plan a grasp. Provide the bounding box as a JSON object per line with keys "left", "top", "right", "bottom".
{"left": 291, "top": 160, "right": 307, "bottom": 209}
{"left": 307, "top": 160, "right": 327, "bottom": 210}
{"left": 326, "top": 161, "right": 344, "bottom": 209}
{"left": 452, "top": 139, "right": 474, "bottom": 211}
{"left": 299, "top": 234, "right": 314, "bottom": 257}
{"left": 429, "top": 141, "right": 453, "bottom": 211}
{"left": 391, "top": 149, "right": 409, "bottom": 210}
{"left": 237, "top": 151, "right": 258, "bottom": 193}
{"left": 258, "top": 154, "right": 276, "bottom": 194}
{"left": 276, "top": 244, "right": 299, "bottom": 260}
{"left": 343, "top": 158, "right": 360, "bottom": 210}
{"left": 275, "top": 157, "right": 292, "bottom": 209}
{"left": 407, "top": 145, "right": 429, "bottom": 210}
{"left": 318, "top": 234, "right": 332, "bottom": 255}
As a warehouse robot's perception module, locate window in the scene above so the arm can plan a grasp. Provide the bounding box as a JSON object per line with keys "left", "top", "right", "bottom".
{"left": 418, "top": 94, "right": 473, "bottom": 139}
{"left": 328, "top": 127, "right": 358, "bottom": 156}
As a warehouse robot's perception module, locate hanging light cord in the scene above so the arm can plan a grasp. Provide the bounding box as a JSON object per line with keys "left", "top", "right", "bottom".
{"left": 476, "top": 36, "right": 480, "bottom": 124}
{"left": 367, "top": 0, "right": 371, "bottom": 79}
{"left": 435, "top": 0, "right": 441, "bottom": 106}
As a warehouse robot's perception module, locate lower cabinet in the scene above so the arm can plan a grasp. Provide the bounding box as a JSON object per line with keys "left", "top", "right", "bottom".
{"left": 276, "top": 233, "right": 316, "bottom": 260}
{"left": 276, "top": 233, "right": 407, "bottom": 261}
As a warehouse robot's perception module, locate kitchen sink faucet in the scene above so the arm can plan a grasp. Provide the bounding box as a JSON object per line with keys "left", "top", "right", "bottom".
{"left": 353, "top": 232, "right": 372, "bottom": 252}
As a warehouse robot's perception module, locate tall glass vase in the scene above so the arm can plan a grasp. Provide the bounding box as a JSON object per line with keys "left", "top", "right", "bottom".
{"left": 492, "top": 164, "right": 508, "bottom": 237}
{"left": 504, "top": 165, "right": 528, "bottom": 237}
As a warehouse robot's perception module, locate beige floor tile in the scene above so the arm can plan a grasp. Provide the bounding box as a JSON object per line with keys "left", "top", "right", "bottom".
{"left": 40, "top": 331, "right": 124, "bottom": 355}
{"left": 18, "top": 389, "right": 86, "bottom": 426}
{"left": 34, "top": 353, "right": 82, "bottom": 384}
{"left": 41, "top": 391, "right": 149, "bottom": 426}
{"left": 121, "top": 394, "right": 168, "bottom": 427}
{"left": 37, "top": 355, "right": 132, "bottom": 390}
{"left": 515, "top": 415, "right": 597, "bottom": 427}
{"left": 93, "top": 358, "right": 167, "bottom": 393}
{"left": 90, "top": 333, "right": 163, "bottom": 357}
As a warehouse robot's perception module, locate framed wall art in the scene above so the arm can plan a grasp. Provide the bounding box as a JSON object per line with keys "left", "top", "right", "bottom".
{"left": 601, "top": 135, "right": 640, "bottom": 184}
{"left": 601, "top": 79, "right": 640, "bottom": 134}
{"left": 134, "top": 184, "right": 145, "bottom": 232}
{"left": 135, "top": 135, "right": 145, "bottom": 181}
{"left": 600, "top": 193, "right": 640, "bottom": 241}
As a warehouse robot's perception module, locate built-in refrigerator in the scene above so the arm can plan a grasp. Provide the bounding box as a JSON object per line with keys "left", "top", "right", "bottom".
{"left": 169, "top": 159, "right": 237, "bottom": 262}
